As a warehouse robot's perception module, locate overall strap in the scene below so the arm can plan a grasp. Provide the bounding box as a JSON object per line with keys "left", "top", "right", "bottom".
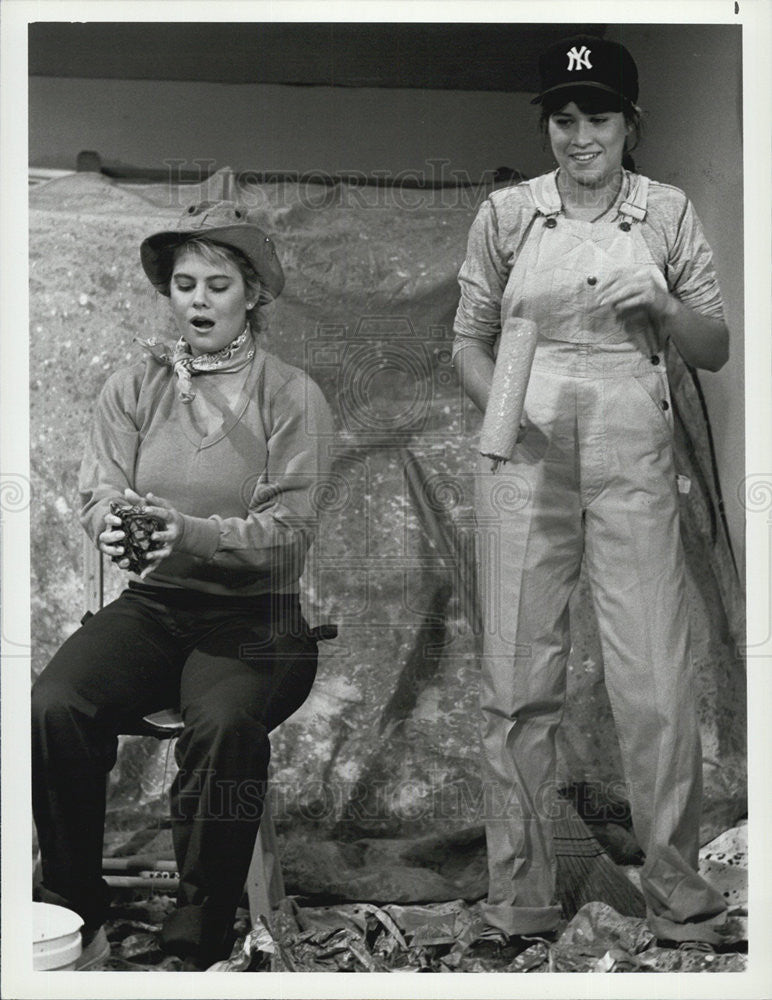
{"left": 618, "top": 173, "right": 650, "bottom": 225}
{"left": 528, "top": 172, "right": 562, "bottom": 220}
{"left": 529, "top": 171, "right": 649, "bottom": 229}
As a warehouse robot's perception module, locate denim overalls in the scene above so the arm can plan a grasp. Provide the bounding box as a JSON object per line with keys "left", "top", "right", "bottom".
{"left": 474, "top": 172, "right": 728, "bottom": 941}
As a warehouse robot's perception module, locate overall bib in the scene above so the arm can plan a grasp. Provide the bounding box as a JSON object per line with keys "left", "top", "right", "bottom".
{"left": 475, "top": 172, "right": 728, "bottom": 940}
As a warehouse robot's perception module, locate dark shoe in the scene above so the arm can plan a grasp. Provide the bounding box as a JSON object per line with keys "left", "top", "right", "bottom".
{"left": 178, "top": 956, "right": 209, "bottom": 971}
{"left": 464, "top": 927, "right": 551, "bottom": 963}
{"left": 657, "top": 936, "right": 747, "bottom": 956}
{"left": 160, "top": 908, "right": 235, "bottom": 970}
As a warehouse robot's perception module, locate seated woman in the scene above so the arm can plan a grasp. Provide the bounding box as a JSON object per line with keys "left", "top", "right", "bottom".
{"left": 32, "top": 200, "right": 334, "bottom": 969}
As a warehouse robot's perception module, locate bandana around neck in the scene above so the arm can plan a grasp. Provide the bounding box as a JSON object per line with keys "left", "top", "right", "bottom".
{"left": 135, "top": 328, "right": 255, "bottom": 402}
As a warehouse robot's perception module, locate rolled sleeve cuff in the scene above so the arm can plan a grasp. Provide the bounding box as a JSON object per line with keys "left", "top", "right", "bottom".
{"left": 177, "top": 514, "right": 220, "bottom": 560}
{"left": 451, "top": 331, "right": 497, "bottom": 363}
{"left": 481, "top": 901, "right": 563, "bottom": 936}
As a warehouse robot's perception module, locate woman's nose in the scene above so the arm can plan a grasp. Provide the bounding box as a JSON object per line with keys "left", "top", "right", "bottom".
{"left": 192, "top": 286, "right": 209, "bottom": 306}
{"left": 573, "top": 121, "right": 592, "bottom": 145}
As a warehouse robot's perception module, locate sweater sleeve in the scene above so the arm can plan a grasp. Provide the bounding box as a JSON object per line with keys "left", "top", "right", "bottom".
{"left": 666, "top": 196, "right": 725, "bottom": 321}
{"left": 173, "top": 373, "right": 334, "bottom": 582}
{"left": 78, "top": 370, "right": 141, "bottom": 544}
{"left": 452, "top": 197, "right": 509, "bottom": 360}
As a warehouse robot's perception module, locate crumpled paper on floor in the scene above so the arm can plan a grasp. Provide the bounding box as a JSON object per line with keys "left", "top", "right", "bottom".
{"left": 95, "top": 887, "right": 747, "bottom": 973}
{"left": 698, "top": 820, "right": 747, "bottom": 911}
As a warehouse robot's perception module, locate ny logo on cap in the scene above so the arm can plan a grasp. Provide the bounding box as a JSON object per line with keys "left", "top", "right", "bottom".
{"left": 566, "top": 45, "right": 593, "bottom": 71}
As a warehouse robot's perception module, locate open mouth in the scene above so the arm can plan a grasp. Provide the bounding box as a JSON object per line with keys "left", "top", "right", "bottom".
{"left": 190, "top": 317, "right": 215, "bottom": 330}
{"left": 571, "top": 152, "right": 600, "bottom": 163}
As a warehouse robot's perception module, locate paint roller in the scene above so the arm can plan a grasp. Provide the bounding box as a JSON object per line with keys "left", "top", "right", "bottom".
{"left": 479, "top": 317, "right": 538, "bottom": 471}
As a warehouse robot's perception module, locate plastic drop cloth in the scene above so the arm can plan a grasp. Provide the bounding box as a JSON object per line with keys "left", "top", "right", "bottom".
{"left": 30, "top": 170, "right": 746, "bottom": 911}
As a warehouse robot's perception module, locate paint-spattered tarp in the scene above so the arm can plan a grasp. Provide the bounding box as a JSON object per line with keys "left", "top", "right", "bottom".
{"left": 29, "top": 169, "right": 746, "bottom": 904}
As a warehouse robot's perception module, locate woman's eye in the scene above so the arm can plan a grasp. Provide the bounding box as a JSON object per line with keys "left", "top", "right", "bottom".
{"left": 590, "top": 117, "right": 608, "bottom": 125}
{"left": 174, "top": 283, "right": 194, "bottom": 292}
{"left": 209, "top": 284, "right": 230, "bottom": 293}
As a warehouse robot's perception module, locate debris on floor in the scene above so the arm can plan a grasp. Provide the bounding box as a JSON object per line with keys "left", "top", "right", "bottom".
{"left": 698, "top": 820, "right": 748, "bottom": 912}
{"left": 85, "top": 821, "right": 748, "bottom": 972}
{"left": 92, "top": 888, "right": 747, "bottom": 973}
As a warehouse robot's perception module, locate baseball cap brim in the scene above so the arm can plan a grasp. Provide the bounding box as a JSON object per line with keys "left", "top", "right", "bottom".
{"left": 530, "top": 81, "right": 628, "bottom": 105}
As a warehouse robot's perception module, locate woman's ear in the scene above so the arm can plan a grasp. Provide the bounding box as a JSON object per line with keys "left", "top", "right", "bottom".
{"left": 248, "top": 279, "right": 262, "bottom": 311}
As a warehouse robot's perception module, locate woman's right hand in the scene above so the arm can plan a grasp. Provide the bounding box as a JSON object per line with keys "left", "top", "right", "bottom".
{"left": 98, "top": 512, "right": 129, "bottom": 569}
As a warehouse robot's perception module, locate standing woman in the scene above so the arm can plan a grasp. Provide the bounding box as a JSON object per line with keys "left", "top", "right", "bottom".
{"left": 453, "top": 36, "right": 731, "bottom": 946}
{"left": 32, "top": 201, "right": 334, "bottom": 968}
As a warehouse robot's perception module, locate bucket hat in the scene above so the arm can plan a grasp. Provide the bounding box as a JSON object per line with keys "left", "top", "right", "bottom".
{"left": 531, "top": 34, "right": 638, "bottom": 106}
{"left": 140, "top": 200, "right": 285, "bottom": 302}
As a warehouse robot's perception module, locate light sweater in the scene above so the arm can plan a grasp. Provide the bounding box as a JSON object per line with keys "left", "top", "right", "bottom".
{"left": 453, "top": 170, "right": 725, "bottom": 354}
{"left": 79, "top": 343, "right": 334, "bottom": 596}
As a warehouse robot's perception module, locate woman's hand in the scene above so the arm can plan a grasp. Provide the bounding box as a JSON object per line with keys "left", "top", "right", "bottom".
{"left": 599, "top": 269, "right": 678, "bottom": 322}
{"left": 98, "top": 512, "right": 129, "bottom": 569}
{"left": 599, "top": 268, "right": 729, "bottom": 371}
{"left": 122, "top": 488, "right": 184, "bottom": 578}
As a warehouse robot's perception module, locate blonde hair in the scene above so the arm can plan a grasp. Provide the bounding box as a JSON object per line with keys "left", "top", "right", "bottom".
{"left": 171, "top": 237, "right": 269, "bottom": 335}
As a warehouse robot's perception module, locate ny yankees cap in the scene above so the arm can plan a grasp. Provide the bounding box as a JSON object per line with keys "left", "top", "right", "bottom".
{"left": 531, "top": 34, "right": 639, "bottom": 106}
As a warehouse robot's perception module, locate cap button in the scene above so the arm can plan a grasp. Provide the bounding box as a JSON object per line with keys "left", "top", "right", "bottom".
{"left": 544, "top": 217, "right": 557, "bottom": 229}
{"left": 587, "top": 276, "right": 598, "bottom": 286}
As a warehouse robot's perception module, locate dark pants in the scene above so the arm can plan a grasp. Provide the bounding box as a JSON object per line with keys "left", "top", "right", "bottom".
{"left": 32, "top": 583, "right": 318, "bottom": 965}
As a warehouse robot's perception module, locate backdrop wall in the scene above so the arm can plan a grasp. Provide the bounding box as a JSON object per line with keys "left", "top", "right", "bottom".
{"left": 28, "top": 23, "right": 745, "bottom": 568}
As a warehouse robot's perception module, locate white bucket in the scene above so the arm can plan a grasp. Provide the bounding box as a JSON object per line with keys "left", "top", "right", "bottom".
{"left": 33, "top": 902, "right": 83, "bottom": 971}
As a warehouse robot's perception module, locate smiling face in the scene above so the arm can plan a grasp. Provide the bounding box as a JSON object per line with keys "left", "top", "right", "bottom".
{"left": 170, "top": 248, "right": 252, "bottom": 356}
{"left": 548, "top": 101, "right": 630, "bottom": 192}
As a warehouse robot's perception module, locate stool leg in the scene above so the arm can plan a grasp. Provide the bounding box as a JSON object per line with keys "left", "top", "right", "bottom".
{"left": 246, "top": 793, "right": 285, "bottom": 924}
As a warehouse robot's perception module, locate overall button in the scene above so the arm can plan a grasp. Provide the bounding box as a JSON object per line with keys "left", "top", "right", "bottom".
{"left": 651, "top": 354, "right": 660, "bottom": 365}
{"left": 619, "top": 221, "right": 632, "bottom": 232}
{"left": 587, "top": 276, "right": 598, "bottom": 286}
{"left": 661, "top": 400, "right": 670, "bottom": 411}
{"left": 544, "top": 217, "right": 557, "bottom": 228}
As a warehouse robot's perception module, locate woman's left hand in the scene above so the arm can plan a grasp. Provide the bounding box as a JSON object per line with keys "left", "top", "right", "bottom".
{"left": 122, "top": 488, "right": 184, "bottom": 578}
{"left": 599, "top": 269, "right": 679, "bottom": 323}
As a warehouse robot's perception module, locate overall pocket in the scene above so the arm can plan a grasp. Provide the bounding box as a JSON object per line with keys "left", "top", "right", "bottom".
{"left": 628, "top": 370, "right": 675, "bottom": 436}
